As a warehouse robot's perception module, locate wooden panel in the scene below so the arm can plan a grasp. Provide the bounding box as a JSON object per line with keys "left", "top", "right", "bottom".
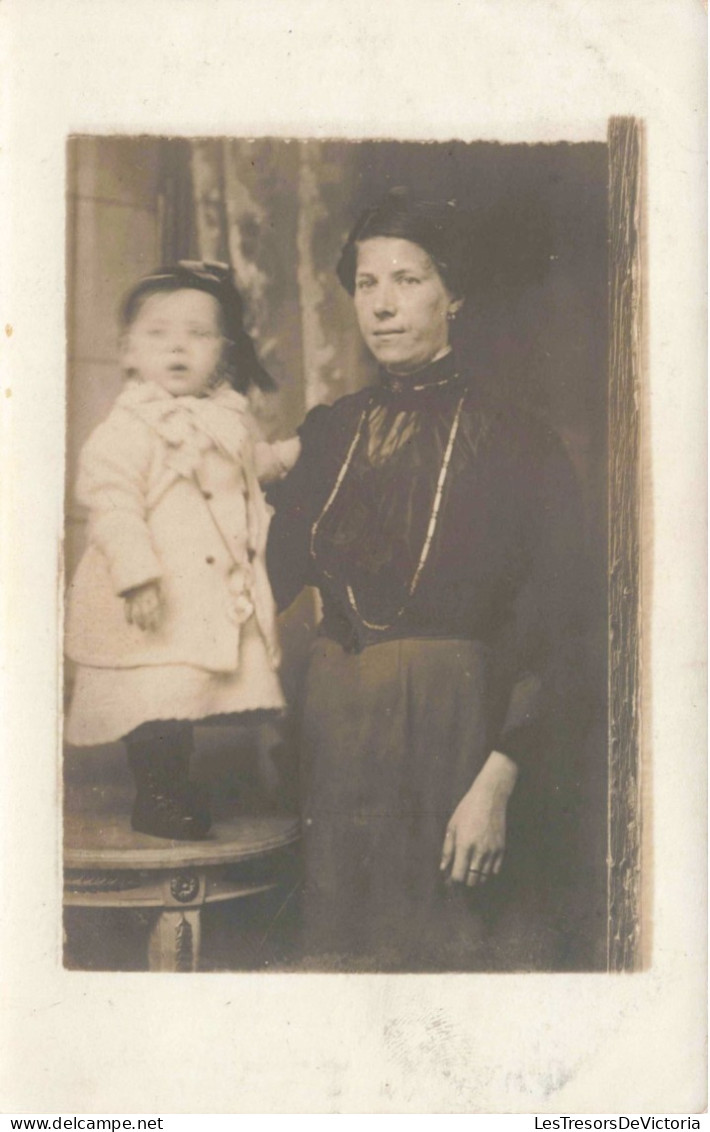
{"left": 69, "top": 137, "right": 162, "bottom": 208}
{"left": 71, "top": 197, "right": 159, "bottom": 363}
{"left": 607, "top": 117, "right": 643, "bottom": 970}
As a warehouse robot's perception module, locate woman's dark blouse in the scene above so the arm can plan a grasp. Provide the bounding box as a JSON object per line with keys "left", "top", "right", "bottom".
{"left": 267, "top": 352, "right": 584, "bottom": 769}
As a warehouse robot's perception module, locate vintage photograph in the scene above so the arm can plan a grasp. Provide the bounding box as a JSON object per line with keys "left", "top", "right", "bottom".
{"left": 62, "top": 131, "right": 638, "bottom": 976}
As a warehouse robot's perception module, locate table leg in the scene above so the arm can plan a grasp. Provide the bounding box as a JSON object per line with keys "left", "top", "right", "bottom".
{"left": 148, "top": 908, "right": 202, "bottom": 972}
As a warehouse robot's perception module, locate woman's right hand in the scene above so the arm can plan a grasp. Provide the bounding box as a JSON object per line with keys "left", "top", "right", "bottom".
{"left": 124, "top": 581, "right": 162, "bottom": 631}
{"left": 440, "top": 750, "right": 519, "bottom": 887}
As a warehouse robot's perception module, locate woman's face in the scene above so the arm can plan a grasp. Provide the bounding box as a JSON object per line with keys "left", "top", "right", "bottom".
{"left": 353, "top": 237, "right": 462, "bottom": 375}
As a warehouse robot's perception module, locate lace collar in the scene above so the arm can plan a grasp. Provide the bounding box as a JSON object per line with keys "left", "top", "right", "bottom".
{"left": 377, "top": 352, "right": 464, "bottom": 397}
{"left": 117, "top": 380, "right": 250, "bottom": 476}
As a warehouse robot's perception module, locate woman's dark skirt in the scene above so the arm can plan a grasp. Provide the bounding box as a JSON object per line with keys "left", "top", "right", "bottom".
{"left": 299, "top": 636, "right": 557, "bottom": 972}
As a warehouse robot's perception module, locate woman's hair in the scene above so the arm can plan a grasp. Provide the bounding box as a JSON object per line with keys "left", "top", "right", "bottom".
{"left": 336, "top": 188, "right": 475, "bottom": 298}
{"left": 120, "top": 260, "right": 276, "bottom": 393}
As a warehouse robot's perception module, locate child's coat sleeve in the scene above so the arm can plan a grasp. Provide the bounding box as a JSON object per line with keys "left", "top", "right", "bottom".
{"left": 75, "top": 410, "right": 163, "bottom": 596}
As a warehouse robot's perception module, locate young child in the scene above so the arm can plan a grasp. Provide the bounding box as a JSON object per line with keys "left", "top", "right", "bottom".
{"left": 65, "top": 261, "right": 300, "bottom": 840}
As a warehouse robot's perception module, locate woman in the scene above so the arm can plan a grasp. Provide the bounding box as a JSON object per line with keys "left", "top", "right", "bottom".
{"left": 267, "top": 191, "right": 583, "bottom": 971}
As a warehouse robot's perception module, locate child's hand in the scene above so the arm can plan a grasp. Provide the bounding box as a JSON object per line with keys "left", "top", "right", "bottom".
{"left": 124, "top": 581, "right": 163, "bottom": 631}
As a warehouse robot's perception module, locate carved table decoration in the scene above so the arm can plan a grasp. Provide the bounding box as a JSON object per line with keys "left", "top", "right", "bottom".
{"left": 64, "top": 800, "right": 300, "bottom": 972}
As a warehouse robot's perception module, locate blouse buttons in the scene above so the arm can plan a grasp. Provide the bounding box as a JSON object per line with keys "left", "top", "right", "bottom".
{"left": 202, "top": 490, "right": 213, "bottom": 500}
{"left": 205, "top": 556, "right": 215, "bottom": 565}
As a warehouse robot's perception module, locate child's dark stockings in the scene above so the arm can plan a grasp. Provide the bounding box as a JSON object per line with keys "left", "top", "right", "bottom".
{"left": 124, "top": 720, "right": 212, "bottom": 841}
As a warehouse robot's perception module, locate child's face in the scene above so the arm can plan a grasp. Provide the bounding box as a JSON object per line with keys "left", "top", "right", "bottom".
{"left": 122, "top": 289, "right": 225, "bottom": 397}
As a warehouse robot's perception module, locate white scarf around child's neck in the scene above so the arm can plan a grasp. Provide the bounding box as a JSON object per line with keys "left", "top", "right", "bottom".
{"left": 117, "top": 379, "right": 252, "bottom": 478}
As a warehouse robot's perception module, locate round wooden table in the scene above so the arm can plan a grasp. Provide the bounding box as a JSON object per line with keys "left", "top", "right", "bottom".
{"left": 64, "top": 803, "right": 301, "bottom": 971}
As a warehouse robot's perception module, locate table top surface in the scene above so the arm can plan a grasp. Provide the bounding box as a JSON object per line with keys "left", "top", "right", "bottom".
{"left": 65, "top": 808, "right": 300, "bottom": 870}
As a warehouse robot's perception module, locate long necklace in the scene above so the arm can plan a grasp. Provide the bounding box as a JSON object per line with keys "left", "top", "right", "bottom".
{"left": 309, "top": 389, "right": 466, "bottom": 632}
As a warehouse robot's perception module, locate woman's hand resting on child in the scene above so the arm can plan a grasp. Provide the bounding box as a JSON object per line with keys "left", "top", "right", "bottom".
{"left": 123, "top": 581, "right": 163, "bottom": 631}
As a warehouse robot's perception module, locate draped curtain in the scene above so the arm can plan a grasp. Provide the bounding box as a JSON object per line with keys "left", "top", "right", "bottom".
{"left": 186, "top": 139, "right": 369, "bottom": 439}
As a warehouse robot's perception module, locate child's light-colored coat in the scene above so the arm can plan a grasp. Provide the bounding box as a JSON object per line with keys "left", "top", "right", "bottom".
{"left": 65, "top": 381, "right": 281, "bottom": 674}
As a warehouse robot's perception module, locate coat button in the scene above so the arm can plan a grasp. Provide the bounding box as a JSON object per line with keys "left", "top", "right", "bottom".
{"left": 202, "top": 490, "right": 213, "bottom": 500}
{"left": 205, "top": 556, "right": 215, "bottom": 565}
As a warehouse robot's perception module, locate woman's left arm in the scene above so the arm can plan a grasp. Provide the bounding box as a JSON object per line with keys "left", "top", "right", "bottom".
{"left": 254, "top": 437, "right": 302, "bottom": 484}
{"left": 266, "top": 404, "right": 333, "bottom": 611}
{"left": 441, "top": 428, "right": 586, "bottom": 887}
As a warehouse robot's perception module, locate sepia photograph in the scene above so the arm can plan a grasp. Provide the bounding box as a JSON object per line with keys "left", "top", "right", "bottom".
{"left": 63, "top": 131, "right": 634, "bottom": 976}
